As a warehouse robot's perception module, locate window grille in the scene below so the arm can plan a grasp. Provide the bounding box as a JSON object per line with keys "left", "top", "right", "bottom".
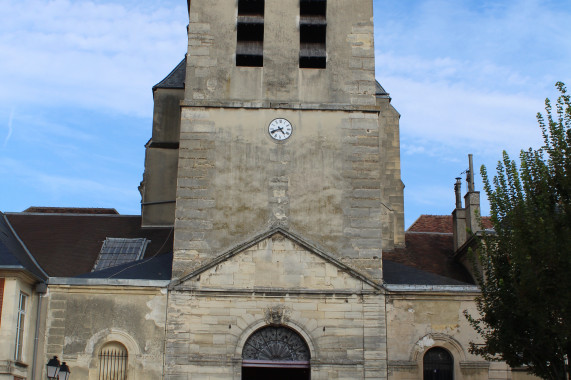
{"left": 98, "top": 342, "right": 128, "bottom": 380}
{"left": 237, "top": 0, "right": 265, "bottom": 66}
{"left": 423, "top": 347, "right": 453, "bottom": 380}
{"left": 14, "top": 292, "right": 27, "bottom": 361}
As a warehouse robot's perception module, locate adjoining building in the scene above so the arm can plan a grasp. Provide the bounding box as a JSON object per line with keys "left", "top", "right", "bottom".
{"left": 0, "top": 1, "right": 538, "bottom": 379}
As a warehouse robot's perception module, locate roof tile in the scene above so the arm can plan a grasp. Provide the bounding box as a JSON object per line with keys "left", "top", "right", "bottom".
{"left": 408, "top": 214, "right": 492, "bottom": 233}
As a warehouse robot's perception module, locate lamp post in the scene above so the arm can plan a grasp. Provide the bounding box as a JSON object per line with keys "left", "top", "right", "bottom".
{"left": 46, "top": 356, "right": 71, "bottom": 380}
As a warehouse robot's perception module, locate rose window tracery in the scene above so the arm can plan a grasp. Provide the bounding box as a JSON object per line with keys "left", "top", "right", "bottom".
{"left": 242, "top": 326, "right": 310, "bottom": 361}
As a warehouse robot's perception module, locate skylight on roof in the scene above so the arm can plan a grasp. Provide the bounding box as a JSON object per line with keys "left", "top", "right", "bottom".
{"left": 92, "top": 238, "right": 149, "bottom": 271}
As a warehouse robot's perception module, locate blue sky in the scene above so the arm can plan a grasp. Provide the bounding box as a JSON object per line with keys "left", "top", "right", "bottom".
{"left": 1, "top": 0, "right": 570, "bottom": 228}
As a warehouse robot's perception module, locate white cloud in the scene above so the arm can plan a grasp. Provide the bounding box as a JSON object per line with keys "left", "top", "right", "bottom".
{"left": 373, "top": 0, "right": 571, "bottom": 224}
{"left": 375, "top": 10, "right": 569, "bottom": 153}
{"left": 0, "top": 0, "right": 188, "bottom": 117}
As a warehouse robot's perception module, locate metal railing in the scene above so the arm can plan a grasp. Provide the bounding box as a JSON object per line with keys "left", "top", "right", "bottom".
{"left": 98, "top": 349, "right": 128, "bottom": 380}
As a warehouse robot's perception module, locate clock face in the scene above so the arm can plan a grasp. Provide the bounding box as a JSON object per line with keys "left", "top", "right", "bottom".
{"left": 268, "top": 118, "right": 293, "bottom": 141}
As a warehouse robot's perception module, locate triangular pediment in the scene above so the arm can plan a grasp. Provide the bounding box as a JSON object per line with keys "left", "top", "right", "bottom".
{"left": 171, "top": 228, "right": 381, "bottom": 292}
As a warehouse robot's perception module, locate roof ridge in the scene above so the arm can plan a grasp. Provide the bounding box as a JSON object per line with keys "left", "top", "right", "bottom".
{"left": 406, "top": 231, "right": 453, "bottom": 236}
{"left": 7, "top": 213, "right": 139, "bottom": 217}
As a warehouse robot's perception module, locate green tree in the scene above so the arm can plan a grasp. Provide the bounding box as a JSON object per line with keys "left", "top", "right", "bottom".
{"left": 466, "top": 82, "right": 571, "bottom": 380}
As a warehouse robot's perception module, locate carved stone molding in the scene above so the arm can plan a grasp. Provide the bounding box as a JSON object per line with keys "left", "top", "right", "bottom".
{"left": 388, "top": 360, "right": 418, "bottom": 371}
{"left": 459, "top": 361, "right": 490, "bottom": 369}
{"left": 264, "top": 305, "right": 291, "bottom": 325}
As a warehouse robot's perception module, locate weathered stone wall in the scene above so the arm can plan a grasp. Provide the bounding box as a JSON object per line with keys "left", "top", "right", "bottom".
{"left": 43, "top": 285, "right": 167, "bottom": 380}
{"left": 174, "top": 107, "right": 383, "bottom": 280}
{"left": 141, "top": 147, "right": 179, "bottom": 226}
{"left": 377, "top": 98, "right": 405, "bottom": 250}
{"left": 166, "top": 235, "right": 387, "bottom": 379}
{"left": 166, "top": 292, "right": 386, "bottom": 379}
{"left": 141, "top": 87, "right": 183, "bottom": 227}
{"left": 386, "top": 291, "right": 502, "bottom": 380}
{"left": 152, "top": 88, "right": 184, "bottom": 143}
{"left": 185, "top": 0, "right": 376, "bottom": 106}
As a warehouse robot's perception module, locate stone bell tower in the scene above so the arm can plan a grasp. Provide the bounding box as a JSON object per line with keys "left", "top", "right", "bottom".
{"left": 163, "top": 0, "right": 403, "bottom": 378}
{"left": 172, "top": 0, "right": 404, "bottom": 280}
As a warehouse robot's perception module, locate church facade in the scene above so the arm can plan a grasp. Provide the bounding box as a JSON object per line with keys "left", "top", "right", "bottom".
{"left": 0, "top": 1, "right": 539, "bottom": 379}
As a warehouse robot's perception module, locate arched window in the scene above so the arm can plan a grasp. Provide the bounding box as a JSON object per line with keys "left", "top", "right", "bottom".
{"left": 98, "top": 341, "right": 128, "bottom": 380}
{"left": 423, "top": 347, "right": 453, "bottom": 380}
{"left": 242, "top": 326, "right": 310, "bottom": 380}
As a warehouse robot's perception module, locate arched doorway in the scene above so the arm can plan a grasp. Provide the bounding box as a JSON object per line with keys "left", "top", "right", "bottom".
{"left": 423, "top": 347, "right": 453, "bottom": 380}
{"left": 242, "top": 326, "right": 310, "bottom": 380}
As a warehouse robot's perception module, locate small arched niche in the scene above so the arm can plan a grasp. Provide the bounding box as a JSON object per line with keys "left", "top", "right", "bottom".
{"left": 241, "top": 326, "right": 310, "bottom": 380}
{"left": 423, "top": 347, "right": 453, "bottom": 380}
{"left": 98, "top": 341, "right": 128, "bottom": 380}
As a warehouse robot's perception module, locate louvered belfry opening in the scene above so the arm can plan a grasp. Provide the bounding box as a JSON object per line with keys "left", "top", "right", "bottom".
{"left": 236, "top": 0, "right": 265, "bottom": 67}
{"left": 99, "top": 342, "right": 128, "bottom": 380}
{"left": 300, "top": 0, "right": 326, "bottom": 68}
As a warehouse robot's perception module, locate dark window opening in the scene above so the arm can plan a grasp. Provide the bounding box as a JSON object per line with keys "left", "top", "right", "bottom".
{"left": 237, "top": 0, "right": 264, "bottom": 67}
{"left": 423, "top": 347, "right": 454, "bottom": 380}
{"left": 242, "top": 367, "right": 310, "bottom": 380}
{"left": 299, "top": 56, "right": 326, "bottom": 69}
{"left": 236, "top": 53, "right": 264, "bottom": 67}
{"left": 238, "top": 0, "right": 264, "bottom": 15}
{"left": 237, "top": 23, "right": 264, "bottom": 43}
{"left": 300, "top": 0, "right": 326, "bottom": 68}
{"left": 300, "top": 24, "right": 326, "bottom": 43}
{"left": 300, "top": 0, "right": 326, "bottom": 15}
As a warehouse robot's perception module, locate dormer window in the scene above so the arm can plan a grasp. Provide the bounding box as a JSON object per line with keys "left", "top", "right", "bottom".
{"left": 300, "top": 0, "right": 326, "bottom": 68}
{"left": 236, "top": 0, "right": 265, "bottom": 67}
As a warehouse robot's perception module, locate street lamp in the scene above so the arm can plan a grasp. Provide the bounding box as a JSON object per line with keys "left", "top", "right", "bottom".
{"left": 58, "top": 362, "right": 71, "bottom": 380}
{"left": 46, "top": 356, "right": 60, "bottom": 379}
{"left": 46, "top": 356, "right": 71, "bottom": 380}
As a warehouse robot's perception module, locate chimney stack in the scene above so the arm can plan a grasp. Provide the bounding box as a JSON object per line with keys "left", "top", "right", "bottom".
{"left": 454, "top": 177, "right": 462, "bottom": 209}
{"left": 452, "top": 154, "right": 482, "bottom": 251}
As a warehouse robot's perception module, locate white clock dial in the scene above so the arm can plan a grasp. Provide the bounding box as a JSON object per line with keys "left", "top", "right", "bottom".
{"left": 268, "top": 118, "right": 293, "bottom": 141}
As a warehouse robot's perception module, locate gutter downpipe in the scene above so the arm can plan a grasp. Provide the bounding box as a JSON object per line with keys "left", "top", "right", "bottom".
{"left": 31, "top": 282, "right": 48, "bottom": 380}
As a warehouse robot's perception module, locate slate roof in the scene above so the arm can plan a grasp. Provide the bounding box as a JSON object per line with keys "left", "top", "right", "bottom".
{"left": 375, "top": 81, "right": 390, "bottom": 98}
{"left": 0, "top": 213, "right": 48, "bottom": 280}
{"left": 382, "top": 213, "right": 483, "bottom": 285}
{"left": 383, "top": 232, "right": 475, "bottom": 285}
{"left": 153, "top": 57, "right": 186, "bottom": 91}
{"left": 382, "top": 259, "right": 472, "bottom": 286}
{"left": 24, "top": 207, "right": 118, "bottom": 214}
{"left": 6, "top": 209, "right": 475, "bottom": 284}
{"left": 5, "top": 213, "right": 173, "bottom": 278}
{"left": 76, "top": 252, "right": 172, "bottom": 280}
